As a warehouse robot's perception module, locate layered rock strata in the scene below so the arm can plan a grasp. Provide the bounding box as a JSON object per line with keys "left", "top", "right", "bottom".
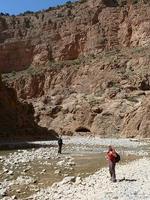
{"left": 0, "top": 0, "right": 149, "bottom": 72}
{"left": 3, "top": 46, "right": 150, "bottom": 137}
{"left": 1, "top": 0, "right": 150, "bottom": 138}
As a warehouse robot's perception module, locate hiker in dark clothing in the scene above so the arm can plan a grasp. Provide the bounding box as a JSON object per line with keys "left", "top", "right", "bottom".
{"left": 58, "top": 136, "right": 63, "bottom": 154}
{"left": 106, "top": 145, "right": 117, "bottom": 182}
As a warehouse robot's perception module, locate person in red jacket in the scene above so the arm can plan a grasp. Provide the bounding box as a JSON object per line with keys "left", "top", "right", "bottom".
{"left": 106, "top": 145, "right": 117, "bottom": 182}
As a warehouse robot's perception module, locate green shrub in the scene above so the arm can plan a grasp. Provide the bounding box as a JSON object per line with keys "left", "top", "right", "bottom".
{"left": 57, "top": 13, "right": 64, "bottom": 18}
{"left": 24, "top": 18, "right": 31, "bottom": 28}
{"left": 132, "top": 0, "right": 139, "bottom": 4}
{"left": 80, "top": 0, "right": 87, "bottom": 3}
{"left": 126, "top": 96, "right": 138, "bottom": 103}
{"left": 66, "top": 1, "right": 72, "bottom": 4}
{"left": 23, "top": 11, "right": 34, "bottom": 15}
{"left": 67, "top": 9, "right": 72, "bottom": 16}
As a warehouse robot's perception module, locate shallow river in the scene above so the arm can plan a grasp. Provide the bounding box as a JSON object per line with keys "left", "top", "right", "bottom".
{"left": 0, "top": 137, "right": 149, "bottom": 199}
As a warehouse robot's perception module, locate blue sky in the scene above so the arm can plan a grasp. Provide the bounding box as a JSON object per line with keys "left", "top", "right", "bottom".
{"left": 0, "top": 0, "right": 74, "bottom": 15}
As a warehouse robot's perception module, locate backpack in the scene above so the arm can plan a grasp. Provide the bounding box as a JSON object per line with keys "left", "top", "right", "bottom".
{"left": 115, "top": 153, "right": 120, "bottom": 163}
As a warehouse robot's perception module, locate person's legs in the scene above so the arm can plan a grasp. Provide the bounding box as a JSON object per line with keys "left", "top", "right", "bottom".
{"left": 109, "top": 161, "right": 116, "bottom": 182}
{"left": 60, "top": 145, "right": 62, "bottom": 154}
{"left": 109, "top": 161, "right": 113, "bottom": 180}
{"left": 58, "top": 144, "right": 62, "bottom": 154}
{"left": 111, "top": 162, "right": 116, "bottom": 182}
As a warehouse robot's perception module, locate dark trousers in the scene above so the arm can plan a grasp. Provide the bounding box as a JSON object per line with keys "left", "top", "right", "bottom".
{"left": 109, "top": 161, "right": 116, "bottom": 181}
{"left": 58, "top": 144, "right": 62, "bottom": 154}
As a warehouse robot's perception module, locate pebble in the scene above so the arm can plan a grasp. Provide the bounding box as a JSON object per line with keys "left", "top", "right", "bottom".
{"left": 3, "top": 169, "right": 9, "bottom": 173}
{"left": 61, "top": 176, "right": 76, "bottom": 184}
{"left": 0, "top": 137, "right": 149, "bottom": 200}
{"left": 0, "top": 188, "right": 7, "bottom": 197}
{"left": 12, "top": 195, "right": 17, "bottom": 199}
{"left": 7, "top": 170, "right": 14, "bottom": 175}
{"left": 54, "top": 170, "right": 61, "bottom": 174}
{"left": 75, "top": 177, "right": 82, "bottom": 185}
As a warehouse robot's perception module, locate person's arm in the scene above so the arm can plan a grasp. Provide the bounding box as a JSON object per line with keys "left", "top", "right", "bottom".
{"left": 106, "top": 151, "right": 111, "bottom": 160}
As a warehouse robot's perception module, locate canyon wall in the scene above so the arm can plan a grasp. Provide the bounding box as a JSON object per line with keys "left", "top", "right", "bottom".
{"left": 0, "top": 74, "right": 57, "bottom": 142}
{"left": 3, "top": 44, "right": 150, "bottom": 138}
{"left": 1, "top": 0, "right": 150, "bottom": 138}
{"left": 0, "top": 0, "right": 150, "bottom": 72}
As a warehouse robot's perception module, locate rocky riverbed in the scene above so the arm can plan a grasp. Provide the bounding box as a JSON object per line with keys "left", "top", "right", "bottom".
{"left": 0, "top": 136, "right": 149, "bottom": 200}
{"left": 30, "top": 158, "right": 150, "bottom": 200}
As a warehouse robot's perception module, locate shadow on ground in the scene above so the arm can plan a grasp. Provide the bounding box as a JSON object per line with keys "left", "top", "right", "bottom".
{"left": 0, "top": 142, "right": 58, "bottom": 150}
{"left": 118, "top": 178, "right": 137, "bottom": 182}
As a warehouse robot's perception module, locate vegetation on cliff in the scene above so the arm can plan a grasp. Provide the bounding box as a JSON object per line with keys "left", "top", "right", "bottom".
{"left": 0, "top": 0, "right": 150, "bottom": 138}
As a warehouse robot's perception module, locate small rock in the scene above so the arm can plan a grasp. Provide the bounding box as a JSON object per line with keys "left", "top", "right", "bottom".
{"left": 0, "top": 156, "right": 3, "bottom": 160}
{"left": 3, "top": 169, "right": 9, "bottom": 173}
{"left": 23, "top": 166, "right": 31, "bottom": 172}
{"left": 7, "top": 170, "right": 14, "bottom": 175}
{"left": 75, "top": 177, "right": 82, "bottom": 185}
{"left": 67, "top": 162, "right": 76, "bottom": 166}
{"left": 64, "top": 174, "right": 69, "bottom": 177}
{"left": 61, "top": 176, "right": 76, "bottom": 184}
{"left": 51, "top": 182, "right": 58, "bottom": 188}
{"left": 113, "top": 197, "right": 118, "bottom": 199}
{"left": 12, "top": 195, "right": 17, "bottom": 199}
{"left": 57, "top": 160, "right": 65, "bottom": 166}
{"left": 0, "top": 188, "right": 7, "bottom": 197}
{"left": 54, "top": 170, "right": 61, "bottom": 174}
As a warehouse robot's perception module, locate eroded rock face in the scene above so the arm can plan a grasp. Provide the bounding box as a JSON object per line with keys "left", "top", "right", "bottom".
{"left": 0, "top": 74, "right": 57, "bottom": 142}
{"left": 121, "top": 96, "right": 150, "bottom": 138}
{"left": 118, "top": 4, "right": 150, "bottom": 47}
{"left": 3, "top": 46, "right": 150, "bottom": 137}
{"left": 0, "top": 41, "right": 33, "bottom": 72}
{"left": 0, "top": 0, "right": 149, "bottom": 72}
{"left": 1, "top": 0, "right": 150, "bottom": 138}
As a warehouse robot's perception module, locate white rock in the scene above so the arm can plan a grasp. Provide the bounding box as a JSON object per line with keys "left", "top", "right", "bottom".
{"left": 7, "top": 170, "right": 14, "bottom": 175}
{"left": 12, "top": 195, "right": 17, "bottom": 199}
{"left": 54, "top": 170, "right": 61, "bottom": 174}
{"left": 64, "top": 174, "right": 69, "bottom": 177}
{"left": 51, "top": 182, "right": 58, "bottom": 188}
{"left": 56, "top": 160, "right": 65, "bottom": 166}
{"left": 3, "top": 169, "right": 9, "bottom": 173}
{"left": 61, "top": 176, "right": 76, "bottom": 184}
{"left": 75, "top": 177, "right": 82, "bottom": 185}
{"left": 67, "top": 161, "right": 76, "bottom": 166}
{"left": 0, "top": 188, "right": 7, "bottom": 197}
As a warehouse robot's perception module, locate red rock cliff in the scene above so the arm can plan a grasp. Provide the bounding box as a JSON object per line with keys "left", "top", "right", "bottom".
{"left": 0, "top": 0, "right": 149, "bottom": 72}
